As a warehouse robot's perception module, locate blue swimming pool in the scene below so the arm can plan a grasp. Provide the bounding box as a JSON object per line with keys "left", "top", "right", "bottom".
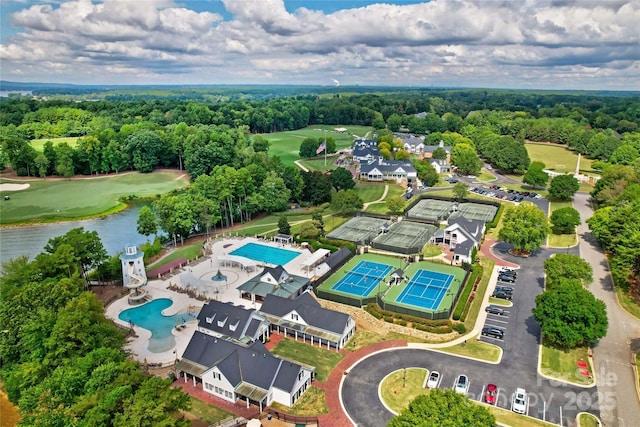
{"left": 230, "top": 242, "right": 300, "bottom": 265}
{"left": 118, "top": 298, "right": 198, "bottom": 353}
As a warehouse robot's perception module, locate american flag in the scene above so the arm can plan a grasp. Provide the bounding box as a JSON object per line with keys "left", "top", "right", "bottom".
{"left": 316, "top": 141, "right": 326, "bottom": 154}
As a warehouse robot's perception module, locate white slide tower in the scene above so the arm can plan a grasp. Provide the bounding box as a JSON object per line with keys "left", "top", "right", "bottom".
{"left": 120, "top": 245, "right": 148, "bottom": 305}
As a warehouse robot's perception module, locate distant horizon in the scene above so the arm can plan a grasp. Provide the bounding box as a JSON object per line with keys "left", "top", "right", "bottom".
{"left": 2, "top": 80, "right": 639, "bottom": 95}
{"left": 1, "top": 1, "right": 638, "bottom": 91}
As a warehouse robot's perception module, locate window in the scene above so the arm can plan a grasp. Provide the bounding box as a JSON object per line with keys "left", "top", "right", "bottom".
{"left": 291, "top": 313, "right": 299, "bottom": 321}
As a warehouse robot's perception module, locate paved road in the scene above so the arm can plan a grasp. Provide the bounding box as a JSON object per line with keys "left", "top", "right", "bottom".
{"left": 342, "top": 244, "right": 598, "bottom": 427}
{"left": 573, "top": 192, "right": 640, "bottom": 427}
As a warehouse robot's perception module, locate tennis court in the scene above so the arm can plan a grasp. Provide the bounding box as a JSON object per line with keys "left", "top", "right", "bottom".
{"left": 331, "top": 260, "right": 393, "bottom": 297}
{"left": 372, "top": 221, "right": 437, "bottom": 254}
{"left": 326, "top": 216, "right": 388, "bottom": 244}
{"left": 454, "top": 203, "right": 498, "bottom": 222}
{"left": 395, "top": 269, "right": 455, "bottom": 311}
{"left": 406, "top": 199, "right": 453, "bottom": 222}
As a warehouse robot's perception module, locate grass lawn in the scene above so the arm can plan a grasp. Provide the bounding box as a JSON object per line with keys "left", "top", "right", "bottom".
{"left": 578, "top": 413, "right": 600, "bottom": 427}
{"left": 270, "top": 337, "right": 344, "bottom": 382}
{"left": 488, "top": 405, "right": 559, "bottom": 427}
{"left": 540, "top": 342, "right": 594, "bottom": 386}
{"left": 464, "top": 258, "right": 496, "bottom": 332}
{"left": 354, "top": 182, "right": 387, "bottom": 203}
{"left": 271, "top": 386, "right": 327, "bottom": 415}
{"left": 30, "top": 137, "right": 79, "bottom": 151}
{"left": 298, "top": 156, "right": 341, "bottom": 171}
{"left": 186, "top": 397, "right": 233, "bottom": 425}
{"left": 525, "top": 143, "right": 596, "bottom": 176}
{"left": 364, "top": 183, "right": 406, "bottom": 214}
{"left": 615, "top": 288, "right": 640, "bottom": 321}
{"left": 262, "top": 125, "right": 372, "bottom": 165}
{"left": 379, "top": 368, "right": 429, "bottom": 413}
{"left": 489, "top": 297, "right": 513, "bottom": 307}
{"left": 0, "top": 171, "right": 189, "bottom": 225}
{"left": 477, "top": 168, "right": 497, "bottom": 182}
{"left": 422, "top": 244, "right": 442, "bottom": 258}
{"left": 147, "top": 242, "right": 204, "bottom": 269}
{"left": 437, "top": 338, "right": 501, "bottom": 363}
{"left": 547, "top": 200, "right": 578, "bottom": 248}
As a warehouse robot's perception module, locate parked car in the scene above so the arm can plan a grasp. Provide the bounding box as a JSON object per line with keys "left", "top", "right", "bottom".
{"left": 482, "top": 327, "right": 504, "bottom": 339}
{"left": 485, "top": 383, "right": 498, "bottom": 405}
{"left": 499, "top": 271, "right": 517, "bottom": 279}
{"left": 493, "top": 291, "right": 512, "bottom": 300}
{"left": 499, "top": 267, "right": 516, "bottom": 273}
{"left": 426, "top": 371, "right": 441, "bottom": 389}
{"left": 495, "top": 286, "right": 514, "bottom": 294}
{"left": 454, "top": 374, "right": 469, "bottom": 395}
{"left": 512, "top": 388, "right": 528, "bottom": 414}
{"left": 485, "top": 305, "right": 505, "bottom": 315}
{"left": 498, "top": 274, "right": 516, "bottom": 283}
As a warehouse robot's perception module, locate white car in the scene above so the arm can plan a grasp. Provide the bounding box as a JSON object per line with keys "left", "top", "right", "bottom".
{"left": 499, "top": 267, "right": 516, "bottom": 273}
{"left": 426, "top": 371, "right": 441, "bottom": 389}
{"left": 454, "top": 374, "right": 469, "bottom": 395}
{"left": 512, "top": 388, "right": 528, "bottom": 414}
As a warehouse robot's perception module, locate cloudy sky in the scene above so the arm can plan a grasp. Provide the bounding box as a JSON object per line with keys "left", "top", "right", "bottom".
{"left": 1, "top": 0, "right": 639, "bottom": 90}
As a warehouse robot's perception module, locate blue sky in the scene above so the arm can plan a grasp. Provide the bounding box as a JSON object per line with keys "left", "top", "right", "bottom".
{"left": 1, "top": 0, "right": 639, "bottom": 90}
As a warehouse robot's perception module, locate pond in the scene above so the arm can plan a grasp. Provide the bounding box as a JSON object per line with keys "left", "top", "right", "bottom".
{"left": 0, "top": 204, "right": 149, "bottom": 263}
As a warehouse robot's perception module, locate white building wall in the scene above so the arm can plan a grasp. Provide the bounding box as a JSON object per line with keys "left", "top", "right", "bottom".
{"left": 270, "top": 368, "right": 313, "bottom": 406}
{"left": 202, "top": 369, "right": 236, "bottom": 403}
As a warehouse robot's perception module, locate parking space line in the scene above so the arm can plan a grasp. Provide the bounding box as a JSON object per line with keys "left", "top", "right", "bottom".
{"left": 484, "top": 323, "right": 506, "bottom": 329}
{"left": 480, "top": 336, "right": 503, "bottom": 342}
{"left": 486, "top": 318, "right": 509, "bottom": 324}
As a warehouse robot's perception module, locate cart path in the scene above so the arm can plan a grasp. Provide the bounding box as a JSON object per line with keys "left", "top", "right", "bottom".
{"left": 362, "top": 184, "right": 389, "bottom": 209}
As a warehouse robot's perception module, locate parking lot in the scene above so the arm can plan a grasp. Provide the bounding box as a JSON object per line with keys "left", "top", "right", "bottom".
{"left": 342, "top": 246, "right": 598, "bottom": 427}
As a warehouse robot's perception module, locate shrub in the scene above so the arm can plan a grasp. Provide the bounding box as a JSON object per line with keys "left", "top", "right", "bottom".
{"left": 453, "top": 323, "right": 467, "bottom": 334}
{"left": 486, "top": 203, "right": 505, "bottom": 230}
{"left": 452, "top": 265, "right": 482, "bottom": 320}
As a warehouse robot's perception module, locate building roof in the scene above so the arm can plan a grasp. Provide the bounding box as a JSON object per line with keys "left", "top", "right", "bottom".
{"left": 260, "top": 293, "right": 352, "bottom": 342}
{"left": 454, "top": 239, "right": 475, "bottom": 257}
{"left": 237, "top": 266, "right": 309, "bottom": 299}
{"left": 447, "top": 215, "right": 485, "bottom": 244}
{"left": 423, "top": 144, "right": 453, "bottom": 153}
{"left": 197, "top": 300, "right": 267, "bottom": 343}
{"left": 324, "top": 247, "right": 352, "bottom": 269}
{"left": 179, "top": 332, "right": 307, "bottom": 396}
{"left": 360, "top": 159, "right": 416, "bottom": 175}
{"left": 429, "top": 158, "right": 449, "bottom": 167}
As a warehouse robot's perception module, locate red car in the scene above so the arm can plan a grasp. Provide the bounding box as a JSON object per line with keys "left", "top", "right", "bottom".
{"left": 485, "top": 383, "right": 497, "bottom": 405}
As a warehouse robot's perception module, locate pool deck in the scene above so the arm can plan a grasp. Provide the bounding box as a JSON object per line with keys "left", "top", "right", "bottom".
{"left": 105, "top": 237, "right": 317, "bottom": 366}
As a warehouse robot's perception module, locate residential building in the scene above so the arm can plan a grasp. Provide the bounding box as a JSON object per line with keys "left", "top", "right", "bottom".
{"left": 197, "top": 300, "right": 270, "bottom": 345}
{"left": 259, "top": 292, "right": 356, "bottom": 351}
{"left": 429, "top": 158, "right": 452, "bottom": 174}
{"left": 236, "top": 265, "right": 309, "bottom": 304}
{"left": 359, "top": 158, "right": 417, "bottom": 184}
{"left": 177, "top": 333, "right": 314, "bottom": 410}
{"left": 431, "top": 215, "right": 485, "bottom": 264}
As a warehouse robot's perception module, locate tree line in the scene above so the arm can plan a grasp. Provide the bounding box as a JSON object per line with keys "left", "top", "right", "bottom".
{"left": 0, "top": 228, "right": 191, "bottom": 426}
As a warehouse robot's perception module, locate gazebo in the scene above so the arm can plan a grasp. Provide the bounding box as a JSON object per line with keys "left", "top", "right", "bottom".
{"left": 273, "top": 233, "right": 293, "bottom": 245}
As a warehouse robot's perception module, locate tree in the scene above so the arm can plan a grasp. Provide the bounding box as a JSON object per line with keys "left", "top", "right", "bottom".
{"left": 413, "top": 160, "right": 439, "bottom": 187}
{"left": 450, "top": 143, "right": 481, "bottom": 175}
{"left": 610, "top": 145, "right": 639, "bottom": 165}
{"left": 394, "top": 149, "right": 410, "bottom": 161}
{"left": 260, "top": 172, "right": 291, "bottom": 214}
{"left": 44, "top": 227, "right": 108, "bottom": 283}
{"left": 54, "top": 142, "right": 75, "bottom": 178}
{"left": 491, "top": 136, "right": 530, "bottom": 174}
{"left": 548, "top": 174, "right": 579, "bottom": 201}
{"left": 544, "top": 254, "right": 593, "bottom": 288}
{"left": 136, "top": 206, "right": 158, "bottom": 238}
{"left": 533, "top": 282, "right": 608, "bottom": 348}
{"left": 498, "top": 202, "right": 549, "bottom": 255}
{"left": 298, "top": 221, "right": 321, "bottom": 239}
{"left": 302, "top": 171, "right": 333, "bottom": 205}
{"left": 331, "top": 167, "right": 356, "bottom": 191}
{"left": 523, "top": 161, "right": 549, "bottom": 188}
{"left": 252, "top": 135, "right": 270, "bottom": 153}
{"left": 332, "top": 189, "right": 363, "bottom": 215}
{"left": 311, "top": 211, "right": 325, "bottom": 236}
{"left": 432, "top": 147, "right": 447, "bottom": 160}
{"left": 299, "top": 137, "right": 317, "bottom": 158}
{"left": 452, "top": 183, "right": 468, "bottom": 200}
{"left": 388, "top": 389, "right": 495, "bottom": 427}
{"left": 550, "top": 207, "right": 581, "bottom": 234}
{"left": 386, "top": 195, "right": 405, "bottom": 214}
{"left": 387, "top": 114, "right": 402, "bottom": 132}
{"left": 277, "top": 216, "right": 291, "bottom": 235}
{"left": 127, "top": 130, "right": 165, "bottom": 173}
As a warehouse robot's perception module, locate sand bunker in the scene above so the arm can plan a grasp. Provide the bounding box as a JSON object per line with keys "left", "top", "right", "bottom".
{"left": 0, "top": 183, "right": 30, "bottom": 192}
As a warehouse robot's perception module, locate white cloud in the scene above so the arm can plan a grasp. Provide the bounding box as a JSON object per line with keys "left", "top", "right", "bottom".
{"left": 0, "top": 0, "right": 638, "bottom": 89}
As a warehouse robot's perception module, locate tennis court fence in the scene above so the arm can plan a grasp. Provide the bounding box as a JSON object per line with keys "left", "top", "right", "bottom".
{"left": 316, "top": 289, "right": 377, "bottom": 308}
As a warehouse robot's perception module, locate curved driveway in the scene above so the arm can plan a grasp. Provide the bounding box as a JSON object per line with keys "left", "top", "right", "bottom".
{"left": 342, "top": 244, "right": 600, "bottom": 427}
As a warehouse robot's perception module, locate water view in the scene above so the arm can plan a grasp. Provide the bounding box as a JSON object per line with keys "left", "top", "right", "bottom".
{"left": 0, "top": 204, "right": 148, "bottom": 262}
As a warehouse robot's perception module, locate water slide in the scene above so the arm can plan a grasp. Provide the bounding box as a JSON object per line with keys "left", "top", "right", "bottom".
{"left": 127, "top": 263, "right": 147, "bottom": 288}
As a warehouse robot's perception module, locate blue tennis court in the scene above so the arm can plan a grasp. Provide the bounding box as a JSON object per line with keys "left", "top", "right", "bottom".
{"left": 396, "top": 269, "right": 455, "bottom": 310}
{"left": 331, "top": 261, "right": 393, "bottom": 297}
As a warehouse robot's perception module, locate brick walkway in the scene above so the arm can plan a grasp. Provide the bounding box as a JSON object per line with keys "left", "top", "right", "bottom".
{"left": 174, "top": 377, "right": 260, "bottom": 420}
{"left": 481, "top": 236, "right": 519, "bottom": 268}
{"left": 315, "top": 339, "right": 407, "bottom": 427}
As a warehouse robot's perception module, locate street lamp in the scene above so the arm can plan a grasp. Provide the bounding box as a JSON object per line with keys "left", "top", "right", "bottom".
{"left": 403, "top": 368, "right": 406, "bottom": 388}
